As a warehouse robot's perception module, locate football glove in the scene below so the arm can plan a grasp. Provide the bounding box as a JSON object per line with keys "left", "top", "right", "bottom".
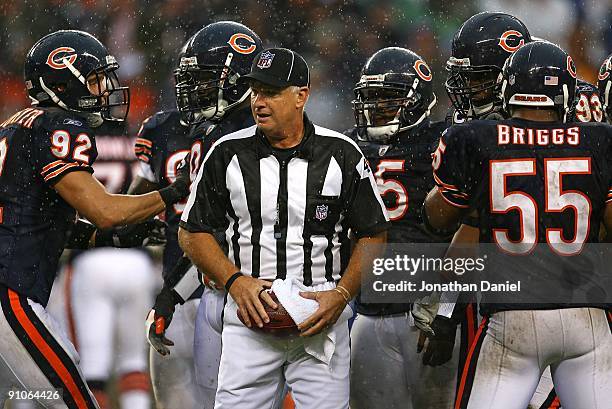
{"left": 158, "top": 153, "right": 191, "bottom": 206}
{"left": 96, "top": 218, "right": 167, "bottom": 248}
{"left": 411, "top": 291, "right": 441, "bottom": 336}
{"left": 146, "top": 286, "right": 181, "bottom": 356}
{"left": 417, "top": 316, "right": 457, "bottom": 366}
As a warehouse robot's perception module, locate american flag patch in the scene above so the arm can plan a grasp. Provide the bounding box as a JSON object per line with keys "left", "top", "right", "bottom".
{"left": 544, "top": 76, "right": 558, "bottom": 86}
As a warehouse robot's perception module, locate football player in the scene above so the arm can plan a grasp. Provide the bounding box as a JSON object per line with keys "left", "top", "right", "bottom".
{"left": 426, "top": 41, "right": 612, "bottom": 409}
{"left": 142, "top": 21, "right": 268, "bottom": 409}
{"left": 445, "top": 11, "right": 532, "bottom": 125}
{"left": 0, "top": 30, "right": 189, "bottom": 408}
{"left": 347, "top": 47, "right": 463, "bottom": 409}
{"left": 46, "top": 117, "right": 160, "bottom": 409}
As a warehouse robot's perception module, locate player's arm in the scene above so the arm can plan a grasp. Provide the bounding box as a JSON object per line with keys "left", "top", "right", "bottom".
{"left": 65, "top": 217, "right": 166, "bottom": 249}
{"left": 54, "top": 170, "right": 183, "bottom": 229}
{"left": 424, "top": 129, "right": 471, "bottom": 233}
{"left": 423, "top": 187, "right": 465, "bottom": 232}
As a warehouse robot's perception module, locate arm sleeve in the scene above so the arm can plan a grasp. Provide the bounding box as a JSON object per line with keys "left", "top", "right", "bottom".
{"left": 134, "top": 116, "right": 158, "bottom": 183}
{"left": 34, "top": 125, "right": 97, "bottom": 186}
{"left": 179, "top": 146, "right": 228, "bottom": 233}
{"left": 432, "top": 128, "right": 470, "bottom": 209}
{"left": 345, "top": 151, "right": 390, "bottom": 238}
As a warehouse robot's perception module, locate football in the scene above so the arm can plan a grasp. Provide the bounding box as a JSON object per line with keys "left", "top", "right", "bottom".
{"left": 237, "top": 291, "right": 299, "bottom": 336}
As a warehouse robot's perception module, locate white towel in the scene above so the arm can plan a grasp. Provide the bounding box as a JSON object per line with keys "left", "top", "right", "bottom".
{"left": 271, "top": 278, "right": 353, "bottom": 365}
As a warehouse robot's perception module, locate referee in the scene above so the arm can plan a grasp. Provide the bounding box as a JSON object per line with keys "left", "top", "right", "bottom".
{"left": 179, "top": 47, "right": 388, "bottom": 409}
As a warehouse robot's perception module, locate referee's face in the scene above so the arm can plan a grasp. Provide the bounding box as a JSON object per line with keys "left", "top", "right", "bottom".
{"left": 250, "top": 81, "right": 309, "bottom": 139}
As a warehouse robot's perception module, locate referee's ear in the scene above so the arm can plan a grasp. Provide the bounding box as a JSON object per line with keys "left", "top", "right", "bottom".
{"left": 296, "top": 86, "right": 310, "bottom": 109}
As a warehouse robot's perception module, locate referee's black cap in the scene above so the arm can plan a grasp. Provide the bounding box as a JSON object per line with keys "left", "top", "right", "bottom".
{"left": 240, "top": 47, "right": 310, "bottom": 88}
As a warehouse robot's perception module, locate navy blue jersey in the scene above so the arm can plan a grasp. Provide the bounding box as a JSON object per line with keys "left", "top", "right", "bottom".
{"left": 434, "top": 118, "right": 612, "bottom": 312}
{"left": 352, "top": 121, "right": 447, "bottom": 315}
{"left": 571, "top": 79, "right": 604, "bottom": 123}
{"left": 134, "top": 110, "right": 190, "bottom": 278}
{"left": 187, "top": 106, "right": 255, "bottom": 250}
{"left": 0, "top": 107, "right": 98, "bottom": 305}
{"left": 188, "top": 105, "right": 255, "bottom": 169}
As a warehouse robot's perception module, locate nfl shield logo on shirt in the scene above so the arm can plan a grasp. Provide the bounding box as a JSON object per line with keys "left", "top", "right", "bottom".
{"left": 315, "top": 204, "right": 328, "bottom": 221}
{"left": 257, "top": 51, "right": 275, "bottom": 69}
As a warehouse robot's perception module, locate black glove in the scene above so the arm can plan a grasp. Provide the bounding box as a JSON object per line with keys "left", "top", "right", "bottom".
{"left": 95, "top": 218, "right": 167, "bottom": 248}
{"left": 146, "top": 286, "right": 181, "bottom": 356}
{"left": 158, "top": 153, "right": 191, "bottom": 206}
{"left": 417, "top": 316, "right": 457, "bottom": 366}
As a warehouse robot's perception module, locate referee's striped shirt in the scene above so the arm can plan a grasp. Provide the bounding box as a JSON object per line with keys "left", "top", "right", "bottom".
{"left": 180, "top": 115, "right": 389, "bottom": 286}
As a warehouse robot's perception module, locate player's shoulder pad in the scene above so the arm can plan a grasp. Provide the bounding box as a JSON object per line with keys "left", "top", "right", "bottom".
{"left": 140, "top": 110, "right": 180, "bottom": 132}
{"left": 442, "top": 120, "right": 496, "bottom": 149}
{"left": 36, "top": 108, "right": 95, "bottom": 136}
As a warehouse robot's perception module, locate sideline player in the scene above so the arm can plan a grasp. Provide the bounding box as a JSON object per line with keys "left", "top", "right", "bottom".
{"left": 0, "top": 30, "right": 188, "bottom": 408}
{"left": 427, "top": 41, "right": 612, "bottom": 409}
{"left": 143, "top": 21, "right": 264, "bottom": 408}
{"left": 347, "top": 47, "right": 460, "bottom": 409}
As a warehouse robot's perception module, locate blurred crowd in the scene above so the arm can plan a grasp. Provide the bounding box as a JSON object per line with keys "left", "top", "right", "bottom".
{"left": 1, "top": 0, "right": 611, "bottom": 133}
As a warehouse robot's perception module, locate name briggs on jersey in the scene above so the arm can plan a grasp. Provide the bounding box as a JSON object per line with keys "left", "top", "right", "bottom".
{"left": 497, "top": 124, "right": 580, "bottom": 146}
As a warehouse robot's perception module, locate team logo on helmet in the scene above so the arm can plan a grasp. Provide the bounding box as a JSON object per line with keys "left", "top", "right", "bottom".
{"left": 46, "top": 47, "right": 78, "bottom": 70}
{"left": 567, "top": 55, "right": 577, "bottom": 79}
{"left": 498, "top": 30, "right": 525, "bottom": 53}
{"left": 257, "top": 51, "right": 275, "bottom": 69}
{"left": 414, "top": 60, "right": 432, "bottom": 81}
{"left": 227, "top": 33, "right": 258, "bottom": 55}
{"left": 598, "top": 58, "right": 611, "bottom": 81}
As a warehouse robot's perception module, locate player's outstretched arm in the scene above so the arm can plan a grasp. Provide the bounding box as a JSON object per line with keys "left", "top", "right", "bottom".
{"left": 54, "top": 170, "right": 187, "bottom": 229}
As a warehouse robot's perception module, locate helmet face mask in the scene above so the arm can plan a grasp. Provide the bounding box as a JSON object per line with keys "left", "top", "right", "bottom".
{"left": 445, "top": 12, "right": 531, "bottom": 120}
{"left": 445, "top": 63, "right": 501, "bottom": 118}
{"left": 175, "top": 21, "right": 262, "bottom": 125}
{"left": 352, "top": 48, "right": 436, "bottom": 143}
{"left": 81, "top": 65, "right": 129, "bottom": 122}
{"left": 24, "top": 30, "right": 129, "bottom": 126}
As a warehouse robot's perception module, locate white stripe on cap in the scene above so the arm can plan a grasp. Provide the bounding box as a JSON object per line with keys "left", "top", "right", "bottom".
{"left": 287, "top": 50, "right": 295, "bottom": 81}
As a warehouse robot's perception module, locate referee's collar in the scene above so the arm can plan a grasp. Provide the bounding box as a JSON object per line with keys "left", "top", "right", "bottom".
{"left": 254, "top": 113, "right": 315, "bottom": 160}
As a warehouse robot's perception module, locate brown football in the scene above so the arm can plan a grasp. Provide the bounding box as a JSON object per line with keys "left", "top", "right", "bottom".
{"left": 237, "top": 291, "right": 298, "bottom": 336}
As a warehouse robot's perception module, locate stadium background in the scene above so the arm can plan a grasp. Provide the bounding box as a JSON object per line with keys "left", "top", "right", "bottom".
{"left": 1, "top": 0, "right": 610, "bottom": 134}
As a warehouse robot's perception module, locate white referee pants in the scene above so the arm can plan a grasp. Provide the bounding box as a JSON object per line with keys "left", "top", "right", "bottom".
{"left": 214, "top": 294, "right": 350, "bottom": 409}
{"left": 456, "top": 308, "right": 612, "bottom": 409}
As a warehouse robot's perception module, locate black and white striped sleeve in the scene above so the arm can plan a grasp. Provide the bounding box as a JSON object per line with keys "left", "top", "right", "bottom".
{"left": 345, "top": 149, "right": 390, "bottom": 238}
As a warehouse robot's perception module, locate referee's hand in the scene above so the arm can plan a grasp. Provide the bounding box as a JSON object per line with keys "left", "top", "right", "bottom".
{"left": 229, "top": 276, "right": 276, "bottom": 328}
{"left": 297, "top": 290, "right": 346, "bottom": 337}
